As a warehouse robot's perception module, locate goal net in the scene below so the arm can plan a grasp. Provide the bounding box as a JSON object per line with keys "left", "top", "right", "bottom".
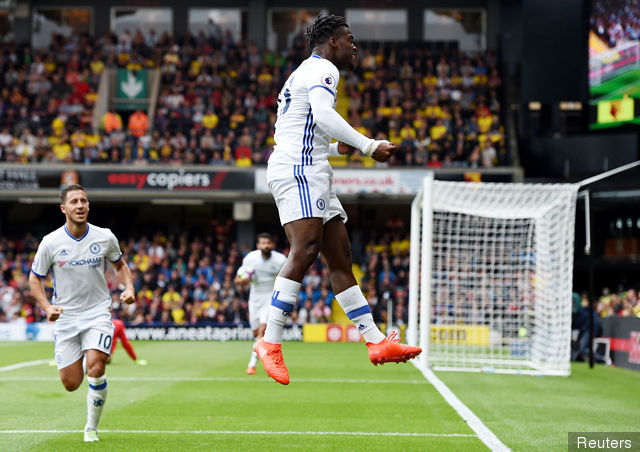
{"left": 408, "top": 175, "right": 578, "bottom": 376}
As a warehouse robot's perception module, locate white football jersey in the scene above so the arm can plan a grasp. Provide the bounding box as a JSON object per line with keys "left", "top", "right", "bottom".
{"left": 270, "top": 55, "right": 339, "bottom": 166}
{"left": 31, "top": 223, "right": 122, "bottom": 317}
{"left": 241, "top": 250, "right": 287, "bottom": 303}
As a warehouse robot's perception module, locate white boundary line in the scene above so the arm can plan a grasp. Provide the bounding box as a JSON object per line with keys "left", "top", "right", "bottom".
{"left": 0, "top": 375, "right": 426, "bottom": 384}
{"left": 0, "top": 429, "right": 476, "bottom": 438}
{"left": 0, "top": 359, "right": 50, "bottom": 372}
{"left": 412, "top": 361, "right": 511, "bottom": 452}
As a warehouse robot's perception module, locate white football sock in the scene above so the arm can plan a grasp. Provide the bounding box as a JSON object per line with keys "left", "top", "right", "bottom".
{"left": 263, "top": 277, "right": 301, "bottom": 344}
{"left": 86, "top": 375, "right": 107, "bottom": 430}
{"left": 335, "top": 285, "right": 385, "bottom": 343}
{"left": 248, "top": 349, "right": 258, "bottom": 368}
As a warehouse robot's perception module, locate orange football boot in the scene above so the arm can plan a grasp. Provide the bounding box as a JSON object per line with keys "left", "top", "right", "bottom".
{"left": 254, "top": 339, "right": 289, "bottom": 385}
{"left": 367, "top": 331, "right": 422, "bottom": 365}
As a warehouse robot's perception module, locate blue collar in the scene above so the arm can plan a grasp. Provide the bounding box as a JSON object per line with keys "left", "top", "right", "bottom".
{"left": 64, "top": 224, "right": 90, "bottom": 242}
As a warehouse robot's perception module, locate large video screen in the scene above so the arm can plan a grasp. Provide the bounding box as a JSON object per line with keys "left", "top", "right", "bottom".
{"left": 589, "top": 0, "right": 640, "bottom": 129}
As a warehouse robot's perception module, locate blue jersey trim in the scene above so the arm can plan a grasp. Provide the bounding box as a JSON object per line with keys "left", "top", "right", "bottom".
{"left": 30, "top": 269, "right": 46, "bottom": 278}
{"left": 308, "top": 85, "right": 336, "bottom": 98}
{"left": 302, "top": 108, "right": 312, "bottom": 166}
{"left": 64, "top": 224, "right": 90, "bottom": 242}
{"left": 311, "top": 54, "right": 323, "bottom": 59}
{"left": 109, "top": 255, "right": 122, "bottom": 264}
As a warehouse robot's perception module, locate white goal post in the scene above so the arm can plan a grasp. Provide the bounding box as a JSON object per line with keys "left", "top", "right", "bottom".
{"left": 408, "top": 174, "right": 579, "bottom": 376}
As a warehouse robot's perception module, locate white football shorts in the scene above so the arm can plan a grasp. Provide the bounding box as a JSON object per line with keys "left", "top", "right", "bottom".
{"left": 267, "top": 161, "right": 347, "bottom": 226}
{"left": 53, "top": 313, "right": 114, "bottom": 370}
{"left": 249, "top": 298, "right": 270, "bottom": 331}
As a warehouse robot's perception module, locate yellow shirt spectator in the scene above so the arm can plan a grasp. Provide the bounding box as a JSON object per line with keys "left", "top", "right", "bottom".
{"left": 162, "top": 290, "right": 181, "bottom": 307}
{"left": 53, "top": 142, "right": 71, "bottom": 160}
{"left": 190, "top": 60, "right": 201, "bottom": 75}
{"left": 86, "top": 133, "right": 100, "bottom": 147}
{"left": 391, "top": 239, "right": 411, "bottom": 256}
{"left": 258, "top": 72, "right": 273, "bottom": 85}
{"left": 172, "top": 307, "right": 186, "bottom": 324}
{"left": 71, "top": 131, "right": 86, "bottom": 148}
{"left": 399, "top": 126, "right": 417, "bottom": 141}
{"left": 52, "top": 116, "right": 66, "bottom": 136}
{"left": 422, "top": 104, "right": 443, "bottom": 119}
{"left": 478, "top": 115, "right": 493, "bottom": 133}
{"left": 90, "top": 60, "right": 104, "bottom": 75}
{"left": 202, "top": 113, "right": 219, "bottom": 129}
{"left": 430, "top": 124, "right": 448, "bottom": 141}
{"left": 422, "top": 74, "right": 438, "bottom": 87}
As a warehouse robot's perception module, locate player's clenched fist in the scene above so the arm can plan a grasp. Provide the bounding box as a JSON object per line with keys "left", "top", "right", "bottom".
{"left": 120, "top": 288, "right": 135, "bottom": 305}
{"left": 46, "top": 305, "right": 63, "bottom": 322}
{"left": 371, "top": 141, "right": 398, "bottom": 163}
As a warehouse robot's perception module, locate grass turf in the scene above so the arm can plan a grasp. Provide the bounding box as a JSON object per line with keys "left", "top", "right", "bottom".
{"left": 0, "top": 341, "right": 637, "bottom": 451}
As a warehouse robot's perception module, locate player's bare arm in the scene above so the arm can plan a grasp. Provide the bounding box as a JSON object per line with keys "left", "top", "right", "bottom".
{"left": 112, "top": 259, "right": 135, "bottom": 305}
{"left": 28, "top": 271, "right": 63, "bottom": 321}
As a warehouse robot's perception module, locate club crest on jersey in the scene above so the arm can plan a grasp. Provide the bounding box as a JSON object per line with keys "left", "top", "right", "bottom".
{"left": 316, "top": 198, "right": 326, "bottom": 210}
{"left": 90, "top": 243, "right": 101, "bottom": 254}
{"left": 321, "top": 74, "right": 335, "bottom": 88}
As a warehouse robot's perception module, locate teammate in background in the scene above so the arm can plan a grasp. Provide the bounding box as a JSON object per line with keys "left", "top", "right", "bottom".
{"left": 235, "top": 233, "right": 286, "bottom": 375}
{"left": 106, "top": 318, "right": 147, "bottom": 366}
{"left": 29, "top": 184, "right": 135, "bottom": 442}
{"left": 258, "top": 15, "right": 421, "bottom": 385}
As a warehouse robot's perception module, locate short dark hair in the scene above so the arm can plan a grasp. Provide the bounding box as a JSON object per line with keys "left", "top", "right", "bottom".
{"left": 305, "top": 15, "right": 349, "bottom": 51}
{"left": 60, "top": 184, "right": 86, "bottom": 203}
{"left": 257, "top": 232, "right": 274, "bottom": 242}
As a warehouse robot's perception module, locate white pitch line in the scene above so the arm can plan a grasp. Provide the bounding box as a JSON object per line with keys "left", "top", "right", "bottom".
{"left": 0, "top": 429, "right": 476, "bottom": 438}
{"left": 0, "top": 376, "right": 426, "bottom": 385}
{"left": 412, "top": 361, "right": 511, "bottom": 452}
{"left": 0, "top": 359, "right": 50, "bottom": 372}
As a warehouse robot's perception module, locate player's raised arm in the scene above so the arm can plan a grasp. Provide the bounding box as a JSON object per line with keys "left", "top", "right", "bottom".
{"left": 308, "top": 84, "right": 397, "bottom": 162}
{"left": 29, "top": 271, "right": 62, "bottom": 321}
{"left": 111, "top": 258, "right": 135, "bottom": 305}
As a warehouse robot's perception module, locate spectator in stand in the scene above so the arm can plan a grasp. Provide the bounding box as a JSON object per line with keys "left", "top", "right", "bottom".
{"left": 128, "top": 109, "right": 149, "bottom": 141}
{"left": 102, "top": 109, "right": 123, "bottom": 134}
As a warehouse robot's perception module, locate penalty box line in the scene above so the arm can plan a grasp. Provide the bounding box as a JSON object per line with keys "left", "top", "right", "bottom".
{"left": 0, "top": 429, "right": 477, "bottom": 438}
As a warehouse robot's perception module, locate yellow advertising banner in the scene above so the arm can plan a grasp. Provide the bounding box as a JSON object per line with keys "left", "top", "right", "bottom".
{"left": 430, "top": 324, "right": 490, "bottom": 346}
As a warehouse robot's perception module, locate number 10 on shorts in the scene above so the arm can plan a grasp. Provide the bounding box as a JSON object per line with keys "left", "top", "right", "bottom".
{"left": 98, "top": 333, "right": 112, "bottom": 350}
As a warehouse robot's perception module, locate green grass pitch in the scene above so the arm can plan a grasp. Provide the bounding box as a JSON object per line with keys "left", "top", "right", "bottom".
{"left": 0, "top": 341, "right": 638, "bottom": 451}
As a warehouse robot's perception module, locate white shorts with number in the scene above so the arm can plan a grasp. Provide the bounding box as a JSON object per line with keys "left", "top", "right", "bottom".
{"left": 267, "top": 161, "right": 347, "bottom": 226}
{"left": 53, "top": 313, "right": 114, "bottom": 370}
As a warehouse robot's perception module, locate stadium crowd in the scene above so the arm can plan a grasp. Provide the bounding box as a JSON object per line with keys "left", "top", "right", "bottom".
{"left": 0, "top": 28, "right": 506, "bottom": 167}
{"left": 0, "top": 218, "right": 412, "bottom": 326}
{"left": 591, "top": 0, "right": 640, "bottom": 48}
{"left": 3, "top": 224, "right": 639, "bottom": 327}
{"left": 596, "top": 286, "right": 640, "bottom": 318}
